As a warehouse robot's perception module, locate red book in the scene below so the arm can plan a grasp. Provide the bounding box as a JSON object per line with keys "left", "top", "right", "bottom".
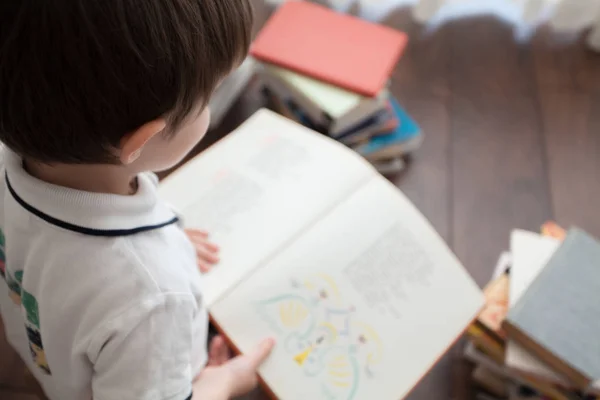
{"left": 250, "top": 1, "right": 408, "bottom": 97}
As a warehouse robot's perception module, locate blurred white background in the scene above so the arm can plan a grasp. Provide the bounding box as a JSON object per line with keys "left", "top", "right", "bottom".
{"left": 264, "top": 0, "right": 600, "bottom": 49}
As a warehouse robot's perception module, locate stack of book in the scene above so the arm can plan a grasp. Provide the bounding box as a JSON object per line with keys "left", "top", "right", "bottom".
{"left": 464, "top": 222, "right": 600, "bottom": 400}
{"left": 249, "top": 1, "right": 422, "bottom": 174}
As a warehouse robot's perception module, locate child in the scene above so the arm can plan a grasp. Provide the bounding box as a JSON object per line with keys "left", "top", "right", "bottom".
{"left": 0, "top": 1, "right": 274, "bottom": 399}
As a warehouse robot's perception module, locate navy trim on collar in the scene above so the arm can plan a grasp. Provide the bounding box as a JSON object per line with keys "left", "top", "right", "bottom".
{"left": 5, "top": 173, "right": 179, "bottom": 237}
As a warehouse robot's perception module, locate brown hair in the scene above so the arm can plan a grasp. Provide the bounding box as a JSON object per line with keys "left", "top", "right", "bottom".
{"left": 0, "top": 0, "right": 253, "bottom": 164}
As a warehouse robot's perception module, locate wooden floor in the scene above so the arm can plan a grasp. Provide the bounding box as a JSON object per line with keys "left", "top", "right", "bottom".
{"left": 4, "top": 4, "right": 600, "bottom": 400}
{"left": 185, "top": 4, "right": 600, "bottom": 400}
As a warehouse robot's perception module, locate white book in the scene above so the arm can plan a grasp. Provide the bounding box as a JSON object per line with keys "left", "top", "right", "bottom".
{"left": 159, "top": 109, "right": 484, "bottom": 400}
{"left": 506, "top": 230, "right": 570, "bottom": 387}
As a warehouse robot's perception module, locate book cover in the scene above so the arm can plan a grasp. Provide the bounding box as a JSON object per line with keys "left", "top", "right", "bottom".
{"left": 465, "top": 338, "right": 585, "bottom": 400}
{"left": 463, "top": 341, "right": 562, "bottom": 399}
{"left": 505, "top": 228, "right": 600, "bottom": 391}
{"left": 466, "top": 252, "right": 511, "bottom": 363}
{"left": 263, "top": 84, "right": 398, "bottom": 143}
{"left": 250, "top": 1, "right": 408, "bottom": 97}
{"left": 335, "top": 102, "right": 398, "bottom": 142}
{"left": 261, "top": 64, "right": 390, "bottom": 136}
{"left": 264, "top": 89, "right": 404, "bottom": 176}
{"left": 472, "top": 365, "right": 510, "bottom": 398}
{"left": 264, "top": 64, "right": 370, "bottom": 119}
{"left": 354, "top": 97, "right": 422, "bottom": 160}
{"left": 477, "top": 257, "right": 510, "bottom": 341}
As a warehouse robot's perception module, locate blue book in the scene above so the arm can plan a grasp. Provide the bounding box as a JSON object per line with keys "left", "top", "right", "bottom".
{"left": 354, "top": 97, "right": 422, "bottom": 160}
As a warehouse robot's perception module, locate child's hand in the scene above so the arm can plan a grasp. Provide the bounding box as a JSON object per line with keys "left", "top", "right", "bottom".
{"left": 208, "top": 335, "right": 230, "bottom": 366}
{"left": 193, "top": 338, "right": 275, "bottom": 399}
{"left": 221, "top": 338, "right": 275, "bottom": 397}
{"left": 185, "top": 229, "right": 220, "bottom": 273}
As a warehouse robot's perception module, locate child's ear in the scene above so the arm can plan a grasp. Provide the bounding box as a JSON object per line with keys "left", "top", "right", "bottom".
{"left": 120, "top": 119, "right": 167, "bottom": 165}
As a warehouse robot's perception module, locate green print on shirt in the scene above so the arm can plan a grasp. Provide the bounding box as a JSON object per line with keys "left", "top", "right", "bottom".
{"left": 19, "top": 285, "right": 51, "bottom": 374}
{"left": 0, "top": 228, "right": 51, "bottom": 375}
{"left": 23, "top": 290, "right": 51, "bottom": 374}
{"left": 22, "top": 290, "right": 40, "bottom": 329}
{"left": 7, "top": 270, "right": 23, "bottom": 305}
{"left": 26, "top": 319, "right": 51, "bottom": 374}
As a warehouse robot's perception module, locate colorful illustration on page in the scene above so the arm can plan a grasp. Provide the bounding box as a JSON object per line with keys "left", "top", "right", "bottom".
{"left": 256, "top": 273, "right": 383, "bottom": 400}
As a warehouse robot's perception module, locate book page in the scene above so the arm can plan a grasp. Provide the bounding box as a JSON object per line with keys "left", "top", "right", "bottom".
{"left": 211, "top": 177, "right": 483, "bottom": 400}
{"left": 505, "top": 230, "right": 568, "bottom": 386}
{"left": 159, "top": 110, "right": 375, "bottom": 306}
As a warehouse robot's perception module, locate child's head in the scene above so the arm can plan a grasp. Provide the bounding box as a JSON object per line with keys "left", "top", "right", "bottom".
{"left": 0, "top": 0, "right": 253, "bottom": 172}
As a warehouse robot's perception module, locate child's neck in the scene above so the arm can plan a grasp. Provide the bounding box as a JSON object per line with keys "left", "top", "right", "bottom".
{"left": 24, "top": 159, "right": 138, "bottom": 196}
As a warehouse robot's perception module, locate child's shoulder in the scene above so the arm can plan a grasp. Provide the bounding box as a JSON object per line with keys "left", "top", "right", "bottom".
{"left": 117, "top": 225, "right": 201, "bottom": 295}
{"left": 59, "top": 223, "right": 200, "bottom": 299}
{"left": 38, "top": 228, "right": 203, "bottom": 339}
{"left": 22, "top": 223, "right": 202, "bottom": 322}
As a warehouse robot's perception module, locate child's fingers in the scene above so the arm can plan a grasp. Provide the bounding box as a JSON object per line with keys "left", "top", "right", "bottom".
{"left": 203, "top": 241, "right": 220, "bottom": 252}
{"left": 246, "top": 338, "right": 275, "bottom": 370}
{"left": 208, "top": 338, "right": 221, "bottom": 366}
{"left": 214, "top": 338, "right": 230, "bottom": 365}
{"left": 208, "top": 336, "right": 230, "bottom": 366}
{"left": 185, "top": 229, "right": 209, "bottom": 238}
{"left": 188, "top": 235, "right": 220, "bottom": 253}
{"left": 197, "top": 247, "right": 220, "bottom": 264}
{"left": 197, "top": 260, "right": 212, "bottom": 273}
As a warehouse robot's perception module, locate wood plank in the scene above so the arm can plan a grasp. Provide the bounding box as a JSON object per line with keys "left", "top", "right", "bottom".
{"left": 393, "top": 91, "right": 452, "bottom": 242}
{"left": 532, "top": 32, "right": 600, "bottom": 237}
{"left": 449, "top": 16, "right": 553, "bottom": 288}
{"left": 528, "top": 26, "right": 600, "bottom": 92}
{"left": 385, "top": 8, "right": 452, "bottom": 99}
{"left": 385, "top": 8, "right": 459, "bottom": 400}
{"left": 530, "top": 27, "right": 586, "bottom": 90}
{"left": 388, "top": 7, "right": 453, "bottom": 243}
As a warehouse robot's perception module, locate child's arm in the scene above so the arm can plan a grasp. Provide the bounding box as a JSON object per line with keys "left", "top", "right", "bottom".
{"left": 191, "top": 338, "right": 275, "bottom": 400}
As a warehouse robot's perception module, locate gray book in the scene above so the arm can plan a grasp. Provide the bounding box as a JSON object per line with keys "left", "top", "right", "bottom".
{"left": 504, "top": 228, "right": 600, "bottom": 392}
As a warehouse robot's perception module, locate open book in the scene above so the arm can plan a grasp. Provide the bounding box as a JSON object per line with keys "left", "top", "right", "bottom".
{"left": 159, "top": 109, "right": 484, "bottom": 400}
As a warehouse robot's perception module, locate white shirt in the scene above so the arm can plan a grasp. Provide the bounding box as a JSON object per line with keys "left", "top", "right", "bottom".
{"left": 0, "top": 149, "right": 208, "bottom": 400}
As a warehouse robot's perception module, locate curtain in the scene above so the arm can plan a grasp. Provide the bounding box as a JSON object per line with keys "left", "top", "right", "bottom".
{"left": 265, "top": 0, "right": 600, "bottom": 50}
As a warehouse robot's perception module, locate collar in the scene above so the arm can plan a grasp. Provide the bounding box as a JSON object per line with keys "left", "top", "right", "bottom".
{"left": 4, "top": 151, "right": 178, "bottom": 237}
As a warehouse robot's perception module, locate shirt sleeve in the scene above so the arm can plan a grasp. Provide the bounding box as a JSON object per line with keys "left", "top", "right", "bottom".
{"left": 90, "top": 293, "right": 196, "bottom": 400}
